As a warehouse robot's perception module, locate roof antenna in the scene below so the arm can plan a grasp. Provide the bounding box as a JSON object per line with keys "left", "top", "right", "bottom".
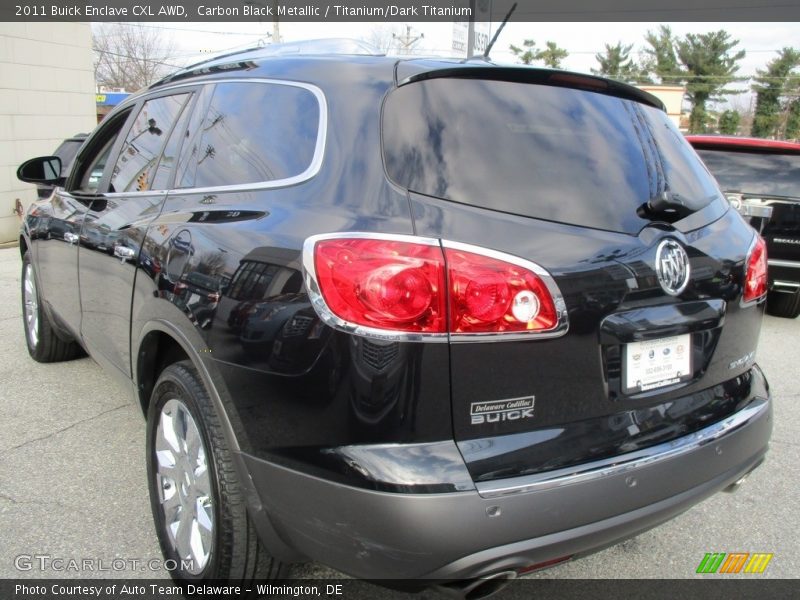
{"left": 484, "top": 2, "right": 517, "bottom": 59}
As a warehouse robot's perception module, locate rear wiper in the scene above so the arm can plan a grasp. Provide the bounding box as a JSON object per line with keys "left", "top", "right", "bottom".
{"left": 637, "top": 191, "right": 695, "bottom": 222}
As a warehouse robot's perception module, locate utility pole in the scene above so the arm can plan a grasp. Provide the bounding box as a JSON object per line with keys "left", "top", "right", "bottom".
{"left": 466, "top": 0, "right": 476, "bottom": 58}
{"left": 245, "top": 1, "right": 280, "bottom": 44}
{"left": 272, "top": 0, "right": 280, "bottom": 43}
{"left": 393, "top": 25, "right": 424, "bottom": 55}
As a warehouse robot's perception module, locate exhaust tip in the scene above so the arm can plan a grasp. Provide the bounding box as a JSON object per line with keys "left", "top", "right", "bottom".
{"left": 437, "top": 570, "right": 517, "bottom": 600}
{"left": 724, "top": 473, "right": 750, "bottom": 493}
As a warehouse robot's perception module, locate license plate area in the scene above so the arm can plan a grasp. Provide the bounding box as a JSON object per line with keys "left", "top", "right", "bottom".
{"left": 624, "top": 334, "right": 692, "bottom": 394}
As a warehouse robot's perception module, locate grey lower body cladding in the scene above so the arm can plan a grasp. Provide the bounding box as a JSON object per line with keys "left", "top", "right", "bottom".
{"left": 241, "top": 372, "right": 771, "bottom": 581}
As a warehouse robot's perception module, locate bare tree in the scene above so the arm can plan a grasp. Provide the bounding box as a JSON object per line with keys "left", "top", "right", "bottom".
{"left": 362, "top": 24, "right": 402, "bottom": 54}
{"left": 93, "top": 23, "right": 178, "bottom": 92}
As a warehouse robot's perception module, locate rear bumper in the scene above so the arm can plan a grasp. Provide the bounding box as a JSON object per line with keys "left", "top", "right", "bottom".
{"left": 244, "top": 374, "right": 771, "bottom": 580}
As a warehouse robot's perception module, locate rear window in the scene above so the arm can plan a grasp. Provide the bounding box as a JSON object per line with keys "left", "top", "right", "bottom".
{"left": 382, "top": 78, "right": 722, "bottom": 234}
{"left": 694, "top": 149, "right": 800, "bottom": 199}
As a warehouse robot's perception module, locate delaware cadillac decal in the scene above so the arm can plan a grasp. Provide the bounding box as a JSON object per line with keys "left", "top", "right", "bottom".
{"left": 471, "top": 397, "right": 535, "bottom": 425}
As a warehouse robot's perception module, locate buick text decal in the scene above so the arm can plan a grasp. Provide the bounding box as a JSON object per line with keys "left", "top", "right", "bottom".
{"left": 470, "top": 397, "right": 535, "bottom": 425}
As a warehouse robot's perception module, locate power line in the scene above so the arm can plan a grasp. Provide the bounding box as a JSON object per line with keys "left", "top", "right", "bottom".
{"left": 109, "top": 22, "right": 265, "bottom": 37}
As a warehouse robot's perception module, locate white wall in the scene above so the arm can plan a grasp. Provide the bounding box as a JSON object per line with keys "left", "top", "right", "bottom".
{"left": 0, "top": 23, "right": 97, "bottom": 244}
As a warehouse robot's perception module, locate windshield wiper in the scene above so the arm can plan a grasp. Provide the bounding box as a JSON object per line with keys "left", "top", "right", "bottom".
{"left": 638, "top": 191, "right": 696, "bottom": 222}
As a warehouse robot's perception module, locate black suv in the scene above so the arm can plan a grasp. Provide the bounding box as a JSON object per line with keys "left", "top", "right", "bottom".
{"left": 688, "top": 135, "right": 800, "bottom": 319}
{"left": 17, "top": 43, "right": 771, "bottom": 593}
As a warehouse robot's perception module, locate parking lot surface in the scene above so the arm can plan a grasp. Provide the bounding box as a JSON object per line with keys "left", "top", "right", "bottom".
{"left": 1, "top": 246, "right": 798, "bottom": 587}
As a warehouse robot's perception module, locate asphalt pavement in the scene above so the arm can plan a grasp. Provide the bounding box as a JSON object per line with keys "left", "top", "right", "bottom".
{"left": 0, "top": 246, "right": 798, "bottom": 590}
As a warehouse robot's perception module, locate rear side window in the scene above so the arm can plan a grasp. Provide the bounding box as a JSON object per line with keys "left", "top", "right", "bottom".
{"left": 151, "top": 94, "right": 194, "bottom": 191}
{"left": 383, "top": 78, "right": 722, "bottom": 234}
{"left": 179, "top": 81, "right": 320, "bottom": 189}
{"left": 694, "top": 149, "right": 800, "bottom": 198}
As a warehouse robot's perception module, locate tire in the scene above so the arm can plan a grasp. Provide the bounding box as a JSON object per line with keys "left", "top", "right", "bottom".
{"left": 146, "top": 361, "right": 284, "bottom": 583}
{"left": 766, "top": 289, "right": 800, "bottom": 319}
{"left": 21, "top": 251, "right": 84, "bottom": 362}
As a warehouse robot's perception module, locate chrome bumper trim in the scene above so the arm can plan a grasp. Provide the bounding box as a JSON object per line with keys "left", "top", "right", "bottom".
{"left": 768, "top": 259, "right": 800, "bottom": 269}
{"left": 476, "top": 397, "right": 769, "bottom": 499}
{"left": 772, "top": 280, "right": 800, "bottom": 290}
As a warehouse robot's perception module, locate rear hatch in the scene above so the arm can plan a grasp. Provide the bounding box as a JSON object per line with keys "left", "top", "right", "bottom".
{"left": 382, "top": 67, "right": 766, "bottom": 483}
{"left": 692, "top": 144, "right": 800, "bottom": 265}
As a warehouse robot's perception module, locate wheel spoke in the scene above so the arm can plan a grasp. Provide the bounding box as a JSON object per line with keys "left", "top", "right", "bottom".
{"left": 159, "top": 411, "right": 181, "bottom": 454}
{"left": 174, "top": 505, "right": 194, "bottom": 562}
{"left": 189, "top": 518, "right": 210, "bottom": 571}
{"left": 195, "top": 496, "right": 213, "bottom": 531}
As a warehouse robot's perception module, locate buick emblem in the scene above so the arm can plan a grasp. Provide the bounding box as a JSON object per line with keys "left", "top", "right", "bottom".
{"left": 655, "top": 240, "right": 690, "bottom": 296}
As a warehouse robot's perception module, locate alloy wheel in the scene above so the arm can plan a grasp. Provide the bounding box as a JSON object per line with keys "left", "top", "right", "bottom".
{"left": 23, "top": 263, "right": 39, "bottom": 348}
{"left": 154, "top": 399, "right": 214, "bottom": 574}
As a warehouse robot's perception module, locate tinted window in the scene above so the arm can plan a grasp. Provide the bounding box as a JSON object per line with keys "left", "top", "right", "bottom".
{"left": 695, "top": 149, "right": 800, "bottom": 198}
{"left": 71, "top": 110, "right": 131, "bottom": 194}
{"left": 383, "top": 79, "right": 722, "bottom": 234}
{"left": 53, "top": 138, "right": 85, "bottom": 176}
{"left": 110, "top": 94, "right": 189, "bottom": 193}
{"left": 151, "top": 94, "right": 194, "bottom": 191}
{"left": 175, "top": 85, "right": 213, "bottom": 189}
{"left": 180, "top": 82, "right": 319, "bottom": 189}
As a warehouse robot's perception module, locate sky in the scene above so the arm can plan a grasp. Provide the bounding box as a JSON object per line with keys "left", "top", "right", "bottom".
{"left": 106, "top": 21, "right": 800, "bottom": 111}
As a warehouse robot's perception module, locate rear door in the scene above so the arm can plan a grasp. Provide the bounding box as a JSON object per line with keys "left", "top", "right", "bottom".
{"left": 382, "top": 72, "right": 763, "bottom": 483}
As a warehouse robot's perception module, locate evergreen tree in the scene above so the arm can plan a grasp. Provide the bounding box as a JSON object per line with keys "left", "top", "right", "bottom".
{"left": 751, "top": 48, "right": 800, "bottom": 138}
{"left": 676, "top": 31, "right": 746, "bottom": 133}
{"left": 509, "top": 39, "right": 568, "bottom": 69}
{"left": 718, "top": 110, "right": 741, "bottom": 134}
{"left": 642, "top": 25, "right": 683, "bottom": 84}
{"left": 593, "top": 42, "right": 645, "bottom": 82}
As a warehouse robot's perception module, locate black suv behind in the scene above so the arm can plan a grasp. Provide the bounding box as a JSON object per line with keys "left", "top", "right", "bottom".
{"left": 18, "top": 44, "right": 771, "bottom": 592}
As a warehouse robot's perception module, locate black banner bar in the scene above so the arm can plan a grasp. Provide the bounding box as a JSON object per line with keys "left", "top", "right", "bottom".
{"left": 3, "top": 0, "right": 800, "bottom": 22}
{"left": 1, "top": 579, "right": 799, "bottom": 600}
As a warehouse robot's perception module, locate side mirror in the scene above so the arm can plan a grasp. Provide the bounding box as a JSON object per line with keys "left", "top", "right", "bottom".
{"left": 17, "top": 156, "right": 63, "bottom": 185}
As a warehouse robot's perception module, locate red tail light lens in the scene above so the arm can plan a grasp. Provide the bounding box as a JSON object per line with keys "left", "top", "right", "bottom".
{"left": 445, "top": 246, "right": 559, "bottom": 334}
{"left": 743, "top": 235, "right": 768, "bottom": 303}
{"left": 312, "top": 237, "right": 446, "bottom": 333}
{"left": 305, "top": 234, "right": 566, "bottom": 339}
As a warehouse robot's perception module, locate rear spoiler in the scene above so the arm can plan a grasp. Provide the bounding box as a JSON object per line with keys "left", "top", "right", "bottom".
{"left": 397, "top": 65, "right": 665, "bottom": 112}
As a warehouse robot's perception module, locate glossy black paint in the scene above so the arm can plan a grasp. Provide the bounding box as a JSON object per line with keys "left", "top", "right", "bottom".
{"left": 459, "top": 365, "right": 768, "bottom": 483}
{"left": 21, "top": 54, "right": 768, "bottom": 496}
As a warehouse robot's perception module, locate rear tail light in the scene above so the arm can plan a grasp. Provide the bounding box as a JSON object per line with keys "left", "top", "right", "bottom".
{"left": 303, "top": 234, "right": 567, "bottom": 340}
{"left": 743, "top": 235, "right": 768, "bottom": 304}
{"left": 311, "top": 237, "right": 447, "bottom": 334}
{"left": 445, "top": 243, "right": 559, "bottom": 334}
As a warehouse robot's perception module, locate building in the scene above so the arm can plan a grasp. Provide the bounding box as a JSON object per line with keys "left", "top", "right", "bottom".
{"left": 636, "top": 85, "right": 686, "bottom": 130}
{"left": 96, "top": 90, "right": 130, "bottom": 123}
{"left": 0, "top": 23, "right": 97, "bottom": 244}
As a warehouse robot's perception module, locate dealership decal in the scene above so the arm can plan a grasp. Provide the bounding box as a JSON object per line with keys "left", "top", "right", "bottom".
{"left": 470, "top": 397, "right": 535, "bottom": 425}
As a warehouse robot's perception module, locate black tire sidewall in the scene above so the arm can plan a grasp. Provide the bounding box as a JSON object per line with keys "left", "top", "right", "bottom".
{"left": 146, "top": 364, "right": 222, "bottom": 581}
